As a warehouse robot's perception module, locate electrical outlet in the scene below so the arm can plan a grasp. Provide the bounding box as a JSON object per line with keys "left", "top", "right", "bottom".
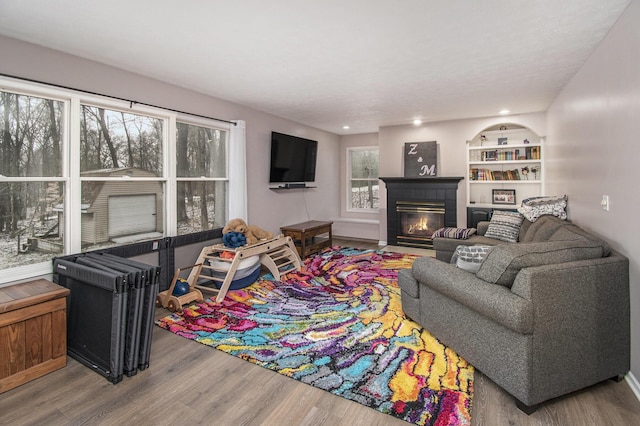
{"left": 601, "top": 195, "right": 610, "bottom": 211}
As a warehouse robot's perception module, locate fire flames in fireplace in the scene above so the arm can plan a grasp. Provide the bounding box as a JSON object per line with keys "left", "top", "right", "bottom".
{"left": 407, "top": 216, "right": 431, "bottom": 236}
{"left": 396, "top": 201, "right": 445, "bottom": 248}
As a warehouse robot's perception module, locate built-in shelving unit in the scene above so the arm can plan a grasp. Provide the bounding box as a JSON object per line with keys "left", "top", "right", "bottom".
{"left": 467, "top": 124, "right": 544, "bottom": 209}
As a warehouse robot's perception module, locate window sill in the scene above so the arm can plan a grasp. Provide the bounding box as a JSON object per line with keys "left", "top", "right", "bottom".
{"left": 1, "top": 261, "right": 53, "bottom": 287}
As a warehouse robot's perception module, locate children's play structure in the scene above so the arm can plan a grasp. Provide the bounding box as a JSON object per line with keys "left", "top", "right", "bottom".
{"left": 156, "top": 235, "right": 302, "bottom": 312}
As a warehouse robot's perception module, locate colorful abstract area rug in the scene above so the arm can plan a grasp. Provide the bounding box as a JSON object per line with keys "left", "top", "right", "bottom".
{"left": 156, "top": 247, "right": 474, "bottom": 425}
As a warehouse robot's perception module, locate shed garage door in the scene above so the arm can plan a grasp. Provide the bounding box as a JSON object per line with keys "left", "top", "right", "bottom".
{"left": 108, "top": 194, "right": 156, "bottom": 238}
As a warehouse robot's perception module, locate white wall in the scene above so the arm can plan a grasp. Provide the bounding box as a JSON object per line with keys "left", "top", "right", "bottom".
{"left": 377, "top": 113, "right": 546, "bottom": 243}
{"left": 546, "top": 0, "right": 640, "bottom": 380}
{"left": 0, "top": 35, "right": 341, "bottom": 237}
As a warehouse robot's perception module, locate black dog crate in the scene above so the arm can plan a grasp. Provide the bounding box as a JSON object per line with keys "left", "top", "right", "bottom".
{"left": 97, "top": 253, "right": 160, "bottom": 371}
{"left": 52, "top": 230, "right": 221, "bottom": 383}
{"left": 53, "top": 259, "right": 128, "bottom": 383}
{"left": 53, "top": 253, "right": 160, "bottom": 383}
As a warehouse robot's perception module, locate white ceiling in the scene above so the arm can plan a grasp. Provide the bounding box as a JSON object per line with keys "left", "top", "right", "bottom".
{"left": 0, "top": 0, "right": 631, "bottom": 134}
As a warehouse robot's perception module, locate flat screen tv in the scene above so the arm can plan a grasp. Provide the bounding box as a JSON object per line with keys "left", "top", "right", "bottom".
{"left": 269, "top": 131, "right": 318, "bottom": 183}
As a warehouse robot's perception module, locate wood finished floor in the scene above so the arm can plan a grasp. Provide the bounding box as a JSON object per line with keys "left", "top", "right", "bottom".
{"left": 1, "top": 238, "right": 639, "bottom": 425}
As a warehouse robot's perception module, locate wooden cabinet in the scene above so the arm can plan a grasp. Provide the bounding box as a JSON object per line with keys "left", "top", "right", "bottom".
{"left": 466, "top": 206, "right": 517, "bottom": 228}
{"left": 280, "top": 221, "right": 333, "bottom": 258}
{"left": 467, "top": 124, "right": 544, "bottom": 210}
{"left": 0, "top": 279, "right": 69, "bottom": 393}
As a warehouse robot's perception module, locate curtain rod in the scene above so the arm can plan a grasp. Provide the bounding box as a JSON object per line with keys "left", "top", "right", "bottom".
{"left": 0, "top": 72, "right": 237, "bottom": 126}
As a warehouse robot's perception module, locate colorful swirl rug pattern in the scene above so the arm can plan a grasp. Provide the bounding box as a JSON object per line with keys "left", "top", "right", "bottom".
{"left": 156, "top": 247, "right": 473, "bottom": 425}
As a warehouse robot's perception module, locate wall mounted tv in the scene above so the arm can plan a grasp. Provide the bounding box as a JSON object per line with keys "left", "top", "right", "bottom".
{"left": 269, "top": 131, "right": 318, "bottom": 184}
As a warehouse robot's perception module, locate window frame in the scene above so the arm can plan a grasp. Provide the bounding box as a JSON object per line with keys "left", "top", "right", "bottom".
{"left": 346, "top": 146, "right": 379, "bottom": 213}
{"left": 174, "top": 115, "right": 230, "bottom": 235}
{"left": 0, "top": 76, "right": 231, "bottom": 284}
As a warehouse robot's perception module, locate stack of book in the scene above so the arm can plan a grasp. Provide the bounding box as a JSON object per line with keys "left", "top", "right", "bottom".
{"left": 469, "top": 168, "right": 523, "bottom": 181}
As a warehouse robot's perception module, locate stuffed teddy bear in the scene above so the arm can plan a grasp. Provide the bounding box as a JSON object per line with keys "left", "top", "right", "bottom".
{"left": 223, "top": 218, "right": 274, "bottom": 246}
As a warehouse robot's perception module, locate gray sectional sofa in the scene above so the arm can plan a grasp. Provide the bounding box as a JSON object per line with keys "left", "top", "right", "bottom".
{"left": 398, "top": 214, "right": 630, "bottom": 413}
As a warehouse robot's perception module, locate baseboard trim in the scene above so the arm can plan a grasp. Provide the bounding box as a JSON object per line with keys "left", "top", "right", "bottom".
{"left": 626, "top": 371, "right": 640, "bottom": 402}
{"left": 331, "top": 217, "right": 379, "bottom": 225}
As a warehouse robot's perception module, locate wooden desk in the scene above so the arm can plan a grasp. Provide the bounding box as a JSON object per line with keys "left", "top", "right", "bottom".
{"left": 280, "top": 220, "right": 333, "bottom": 258}
{"left": 0, "top": 279, "right": 69, "bottom": 393}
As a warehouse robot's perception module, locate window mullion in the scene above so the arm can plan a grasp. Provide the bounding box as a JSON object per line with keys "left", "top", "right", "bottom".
{"left": 67, "top": 97, "right": 82, "bottom": 254}
{"left": 166, "top": 115, "right": 177, "bottom": 236}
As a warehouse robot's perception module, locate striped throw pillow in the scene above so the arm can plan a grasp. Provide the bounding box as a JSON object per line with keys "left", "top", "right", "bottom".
{"left": 432, "top": 227, "right": 477, "bottom": 239}
{"left": 484, "top": 211, "right": 524, "bottom": 243}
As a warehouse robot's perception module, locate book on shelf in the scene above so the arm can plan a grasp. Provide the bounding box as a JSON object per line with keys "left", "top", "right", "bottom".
{"left": 531, "top": 146, "right": 540, "bottom": 159}
{"left": 469, "top": 168, "right": 525, "bottom": 181}
{"left": 482, "top": 150, "right": 497, "bottom": 161}
{"left": 479, "top": 147, "right": 540, "bottom": 162}
{"left": 523, "top": 146, "right": 541, "bottom": 160}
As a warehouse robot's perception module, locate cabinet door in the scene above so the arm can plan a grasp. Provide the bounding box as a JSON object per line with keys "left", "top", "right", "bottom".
{"left": 466, "top": 207, "right": 518, "bottom": 228}
{"left": 467, "top": 207, "right": 492, "bottom": 228}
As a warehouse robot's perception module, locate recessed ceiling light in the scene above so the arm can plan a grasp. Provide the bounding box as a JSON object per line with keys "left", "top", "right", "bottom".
{"left": 413, "top": 119, "right": 422, "bottom": 126}
{"left": 499, "top": 109, "right": 510, "bottom": 115}
{"left": 343, "top": 125, "right": 350, "bottom": 130}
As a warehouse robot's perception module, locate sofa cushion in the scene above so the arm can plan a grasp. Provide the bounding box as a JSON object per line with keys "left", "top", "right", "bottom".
{"left": 411, "top": 256, "right": 534, "bottom": 334}
{"left": 518, "top": 194, "right": 568, "bottom": 222}
{"left": 548, "top": 223, "right": 611, "bottom": 256}
{"left": 432, "top": 227, "right": 476, "bottom": 239}
{"left": 518, "top": 219, "right": 533, "bottom": 241}
{"left": 519, "top": 214, "right": 566, "bottom": 243}
{"left": 484, "top": 210, "right": 524, "bottom": 243}
{"left": 476, "top": 240, "right": 607, "bottom": 287}
{"left": 451, "top": 245, "right": 493, "bottom": 273}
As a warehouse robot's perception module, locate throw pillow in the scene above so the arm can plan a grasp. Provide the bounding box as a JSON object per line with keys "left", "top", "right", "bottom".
{"left": 484, "top": 210, "right": 524, "bottom": 243}
{"left": 518, "top": 195, "right": 568, "bottom": 222}
{"left": 450, "top": 245, "right": 493, "bottom": 273}
{"left": 432, "top": 227, "right": 477, "bottom": 239}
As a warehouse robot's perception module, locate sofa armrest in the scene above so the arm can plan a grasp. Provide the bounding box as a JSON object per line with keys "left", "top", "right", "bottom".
{"left": 477, "top": 221, "right": 490, "bottom": 236}
{"left": 509, "top": 253, "right": 630, "bottom": 391}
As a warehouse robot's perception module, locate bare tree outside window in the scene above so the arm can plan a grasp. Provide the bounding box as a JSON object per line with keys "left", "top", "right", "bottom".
{"left": 80, "top": 106, "right": 163, "bottom": 174}
{"left": 349, "top": 148, "right": 379, "bottom": 210}
{"left": 0, "top": 91, "right": 64, "bottom": 268}
{"left": 176, "top": 122, "right": 227, "bottom": 234}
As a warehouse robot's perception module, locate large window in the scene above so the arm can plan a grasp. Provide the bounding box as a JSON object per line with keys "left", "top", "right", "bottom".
{"left": 176, "top": 121, "right": 227, "bottom": 235}
{"left": 0, "top": 77, "right": 230, "bottom": 283}
{"left": 80, "top": 105, "right": 165, "bottom": 251}
{"left": 0, "top": 91, "right": 65, "bottom": 272}
{"left": 347, "top": 147, "right": 379, "bottom": 211}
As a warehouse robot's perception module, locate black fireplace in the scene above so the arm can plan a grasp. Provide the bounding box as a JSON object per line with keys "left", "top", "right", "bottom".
{"left": 380, "top": 177, "right": 464, "bottom": 248}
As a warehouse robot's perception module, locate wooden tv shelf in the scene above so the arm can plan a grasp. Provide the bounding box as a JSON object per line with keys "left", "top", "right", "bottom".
{"left": 280, "top": 220, "right": 333, "bottom": 258}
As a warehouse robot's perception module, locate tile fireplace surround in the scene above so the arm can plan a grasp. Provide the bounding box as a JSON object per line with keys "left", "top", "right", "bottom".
{"left": 380, "top": 177, "right": 464, "bottom": 248}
